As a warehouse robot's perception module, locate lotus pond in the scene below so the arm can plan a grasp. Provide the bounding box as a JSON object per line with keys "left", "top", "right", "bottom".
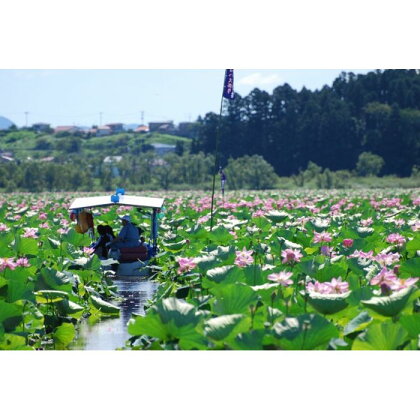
{"left": 0, "top": 189, "right": 419, "bottom": 350}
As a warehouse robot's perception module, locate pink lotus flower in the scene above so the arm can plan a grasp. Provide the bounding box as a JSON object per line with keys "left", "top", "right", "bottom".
{"left": 375, "top": 252, "right": 400, "bottom": 267}
{"left": 281, "top": 248, "right": 303, "bottom": 264}
{"left": 0, "top": 223, "right": 10, "bottom": 232}
{"left": 411, "top": 222, "right": 420, "bottom": 232}
{"left": 13, "top": 215, "right": 22, "bottom": 221}
{"left": 234, "top": 248, "right": 254, "bottom": 267}
{"left": 197, "top": 215, "right": 210, "bottom": 224}
{"left": 267, "top": 271, "right": 293, "bottom": 286}
{"left": 370, "top": 267, "right": 398, "bottom": 287}
{"left": 252, "top": 209, "right": 265, "bottom": 218}
{"left": 306, "top": 278, "right": 349, "bottom": 295}
{"left": 389, "top": 277, "right": 418, "bottom": 292}
{"left": 0, "top": 257, "right": 17, "bottom": 271}
{"left": 323, "top": 277, "right": 349, "bottom": 294}
{"left": 83, "top": 247, "right": 95, "bottom": 256}
{"left": 313, "top": 231, "right": 332, "bottom": 243}
{"left": 342, "top": 238, "right": 354, "bottom": 248}
{"left": 39, "top": 212, "right": 48, "bottom": 220}
{"left": 16, "top": 257, "right": 30, "bottom": 267}
{"left": 39, "top": 222, "right": 50, "bottom": 229}
{"left": 360, "top": 218, "right": 373, "bottom": 227}
{"left": 306, "top": 281, "right": 330, "bottom": 294}
{"left": 348, "top": 250, "right": 374, "bottom": 260}
{"left": 386, "top": 233, "right": 406, "bottom": 247}
{"left": 22, "top": 228, "right": 38, "bottom": 238}
{"left": 57, "top": 228, "right": 69, "bottom": 235}
{"left": 176, "top": 257, "right": 197, "bottom": 274}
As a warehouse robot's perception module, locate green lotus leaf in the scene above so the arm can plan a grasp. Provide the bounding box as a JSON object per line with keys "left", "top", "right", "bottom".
{"left": 343, "top": 311, "right": 373, "bottom": 335}
{"left": 53, "top": 322, "right": 76, "bottom": 346}
{"left": 308, "top": 292, "right": 350, "bottom": 315}
{"left": 161, "top": 239, "right": 187, "bottom": 252}
{"left": 90, "top": 295, "right": 120, "bottom": 314}
{"left": 56, "top": 299, "right": 85, "bottom": 317}
{"left": 231, "top": 330, "right": 265, "bottom": 350}
{"left": 361, "top": 286, "right": 415, "bottom": 317}
{"left": 265, "top": 211, "right": 289, "bottom": 223}
{"left": 399, "top": 258, "right": 420, "bottom": 277}
{"left": 212, "top": 284, "right": 258, "bottom": 315}
{"left": 15, "top": 237, "right": 39, "bottom": 256}
{"left": 35, "top": 290, "right": 69, "bottom": 303}
{"left": 0, "top": 301, "right": 23, "bottom": 332}
{"left": 204, "top": 314, "right": 248, "bottom": 342}
{"left": 194, "top": 255, "right": 219, "bottom": 272}
{"left": 206, "top": 265, "right": 244, "bottom": 285}
{"left": 127, "top": 298, "right": 205, "bottom": 349}
{"left": 352, "top": 321, "right": 408, "bottom": 350}
{"left": 272, "top": 313, "right": 338, "bottom": 350}
{"left": 398, "top": 314, "right": 420, "bottom": 339}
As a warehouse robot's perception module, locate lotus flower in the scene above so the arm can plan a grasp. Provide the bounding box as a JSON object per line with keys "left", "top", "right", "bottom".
{"left": 281, "top": 248, "right": 303, "bottom": 264}
{"left": 0, "top": 257, "right": 17, "bottom": 271}
{"left": 267, "top": 271, "right": 293, "bottom": 286}
{"left": 22, "top": 228, "right": 38, "bottom": 238}
{"left": 386, "top": 233, "right": 406, "bottom": 246}
{"left": 342, "top": 238, "right": 354, "bottom": 248}
{"left": 176, "top": 257, "right": 197, "bottom": 274}
{"left": 16, "top": 257, "right": 30, "bottom": 267}
{"left": 234, "top": 248, "right": 254, "bottom": 267}
{"left": 389, "top": 277, "right": 418, "bottom": 292}
{"left": 323, "top": 277, "right": 349, "bottom": 294}
{"left": 370, "top": 267, "right": 398, "bottom": 287}
{"left": 313, "top": 231, "right": 332, "bottom": 243}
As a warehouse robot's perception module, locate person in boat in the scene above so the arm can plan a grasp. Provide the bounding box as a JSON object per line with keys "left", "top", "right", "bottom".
{"left": 91, "top": 225, "right": 115, "bottom": 258}
{"left": 109, "top": 215, "right": 140, "bottom": 250}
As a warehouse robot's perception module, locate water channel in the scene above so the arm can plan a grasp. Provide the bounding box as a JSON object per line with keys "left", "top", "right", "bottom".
{"left": 72, "top": 278, "right": 157, "bottom": 350}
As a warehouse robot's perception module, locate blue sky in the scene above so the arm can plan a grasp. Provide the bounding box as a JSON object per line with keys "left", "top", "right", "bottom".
{"left": 0, "top": 69, "right": 371, "bottom": 127}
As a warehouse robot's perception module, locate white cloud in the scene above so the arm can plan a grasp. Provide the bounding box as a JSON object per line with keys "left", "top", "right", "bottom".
{"left": 237, "top": 72, "right": 282, "bottom": 86}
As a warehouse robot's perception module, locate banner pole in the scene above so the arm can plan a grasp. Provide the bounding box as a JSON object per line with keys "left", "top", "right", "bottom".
{"left": 209, "top": 93, "right": 224, "bottom": 232}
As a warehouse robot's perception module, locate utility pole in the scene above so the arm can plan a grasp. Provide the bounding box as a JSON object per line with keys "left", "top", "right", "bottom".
{"left": 141, "top": 111, "right": 144, "bottom": 125}
{"left": 24, "top": 111, "right": 29, "bottom": 127}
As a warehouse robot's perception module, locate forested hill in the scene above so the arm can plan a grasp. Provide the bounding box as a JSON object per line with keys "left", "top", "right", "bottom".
{"left": 192, "top": 69, "right": 420, "bottom": 177}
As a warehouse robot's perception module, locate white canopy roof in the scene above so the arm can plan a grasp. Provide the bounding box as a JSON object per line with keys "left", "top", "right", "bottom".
{"left": 69, "top": 194, "right": 164, "bottom": 210}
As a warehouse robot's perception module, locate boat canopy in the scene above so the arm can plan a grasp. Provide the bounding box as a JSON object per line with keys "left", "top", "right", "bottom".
{"left": 69, "top": 194, "right": 164, "bottom": 210}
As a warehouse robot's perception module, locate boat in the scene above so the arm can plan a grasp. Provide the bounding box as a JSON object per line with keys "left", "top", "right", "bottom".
{"left": 69, "top": 188, "right": 164, "bottom": 278}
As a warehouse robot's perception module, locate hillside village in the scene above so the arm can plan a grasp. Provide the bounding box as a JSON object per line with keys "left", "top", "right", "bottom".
{"left": 0, "top": 117, "right": 197, "bottom": 168}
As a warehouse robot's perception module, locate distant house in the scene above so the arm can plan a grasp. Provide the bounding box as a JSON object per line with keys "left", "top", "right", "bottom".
{"left": 148, "top": 121, "right": 176, "bottom": 134}
{"left": 150, "top": 158, "right": 167, "bottom": 167}
{"left": 135, "top": 125, "right": 149, "bottom": 133}
{"left": 106, "top": 123, "right": 124, "bottom": 134}
{"left": 54, "top": 125, "right": 80, "bottom": 134}
{"left": 0, "top": 154, "right": 14, "bottom": 163}
{"left": 151, "top": 143, "right": 176, "bottom": 155}
{"left": 103, "top": 155, "right": 123, "bottom": 177}
{"left": 96, "top": 126, "right": 112, "bottom": 137}
{"left": 32, "top": 122, "right": 51, "bottom": 133}
{"left": 40, "top": 156, "right": 55, "bottom": 162}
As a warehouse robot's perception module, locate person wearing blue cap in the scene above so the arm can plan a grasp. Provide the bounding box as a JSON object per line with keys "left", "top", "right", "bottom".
{"left": 109, "top": 215, "right": 140, "bottom": 250}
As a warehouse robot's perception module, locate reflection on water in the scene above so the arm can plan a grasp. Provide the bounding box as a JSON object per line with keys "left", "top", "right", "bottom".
{"left": 72, "top": 278, "right": 157, "bottom": 350}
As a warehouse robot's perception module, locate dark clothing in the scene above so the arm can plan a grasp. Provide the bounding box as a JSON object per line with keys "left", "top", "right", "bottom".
{"left": 111, "top": 222, "right": 140, "bottom": 249}
{"left": 92, "top": 233, "right": 113, "bottom": 258}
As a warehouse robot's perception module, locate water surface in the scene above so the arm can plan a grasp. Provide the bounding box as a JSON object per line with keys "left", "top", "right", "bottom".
{"left": 72, "top": 278, "right": 157, "bottom": 350}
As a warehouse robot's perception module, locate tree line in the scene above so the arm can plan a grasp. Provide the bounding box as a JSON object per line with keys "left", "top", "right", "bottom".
{"left": 192, "top": 69, "right": 420, "bottom": 177}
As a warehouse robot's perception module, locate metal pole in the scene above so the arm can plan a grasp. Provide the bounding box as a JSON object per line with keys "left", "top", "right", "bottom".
{"left": 209, "top": 95, "right": 224, "bottom": 232}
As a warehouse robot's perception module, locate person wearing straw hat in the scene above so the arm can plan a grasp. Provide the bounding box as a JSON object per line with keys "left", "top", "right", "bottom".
{"left": 109, "top": 215, "right": 140, "bottom": 250}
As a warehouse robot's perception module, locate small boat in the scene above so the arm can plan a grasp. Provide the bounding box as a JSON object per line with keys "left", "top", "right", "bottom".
{"left": 69, "top": 188, "right": 164, "bottom": 278}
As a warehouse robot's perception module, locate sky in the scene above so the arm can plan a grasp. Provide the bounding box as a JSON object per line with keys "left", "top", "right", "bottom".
{"left": 0, "top": 69, "right": 372, "bottom": 128}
